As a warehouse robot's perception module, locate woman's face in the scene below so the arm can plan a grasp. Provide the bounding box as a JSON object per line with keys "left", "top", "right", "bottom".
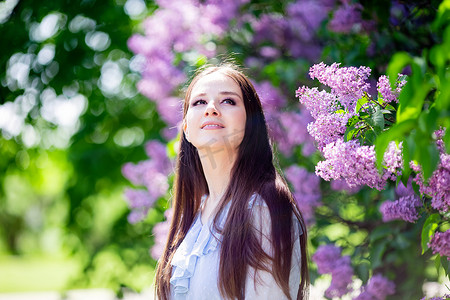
{"left": 184, "top": 71, "right": 246, "bottom": 155}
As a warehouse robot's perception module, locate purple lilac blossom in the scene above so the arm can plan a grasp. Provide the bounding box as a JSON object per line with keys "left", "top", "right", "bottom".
{"left": 328, "top": 2, "right": 363, "bottom": 33}
{"left": 395, "top": 179, "right": 415, "bottom": 198}
{"left": 379, "top": 194, "right": 422, "bottom": 223}
{"left": 151, "top": 208, "right": 173, "bottom": 259}
{"left": 316, "top": 140, "right": 402, "bottom": 190}
{"left": 122, "top": 140, "right": 173, "bottom": 223}
{"left": 307, "top": 113, "right": 350, "bottom": 151}
{"left": 279, "top": 110, "right": 316, "bottom": 156}
{"left": 381, "top": 141, "right": 403, "bottom": 182}
{"left": 296, "top": 86, "right": 340, "bottom": 119}
{"left": 285, "top": 165, "right": 321, "bottom": 226}
{"left": 249, "top": 0, "right": 334, "bottom": 61}
{"left": 312, "top": 245, "right": 353, "bottom": 297}
{"left": 354, "top": 274, "right": 395, "bottom": 300}
{"left": 308, "top": 62, "right": 371, "bottom": 112}
{"left": 253, "top": 81, "right": 287, "bottom": 113}
{"left": 124, "top": 189, "right": 155, "bottom": 223}
{"left": 410, "top": 152, "right": 450, "bottom": 213}
{"left": 376, "top": 74, "right": 406, "bottom": 103}
{"left": 435, "top": 127, "right": 446, "bottom": 154}
{"left": 428, "top": 230, "right": 450, "bottom": 260}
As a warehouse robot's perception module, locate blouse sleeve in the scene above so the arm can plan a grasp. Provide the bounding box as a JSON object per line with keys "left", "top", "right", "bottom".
{"left": 244, "top": 196, "right": 302, "bottom": 300}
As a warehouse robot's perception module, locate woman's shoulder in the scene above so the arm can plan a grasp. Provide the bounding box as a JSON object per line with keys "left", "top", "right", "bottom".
{"left": 247, "top": 193, "right": 303, "bottom": 237}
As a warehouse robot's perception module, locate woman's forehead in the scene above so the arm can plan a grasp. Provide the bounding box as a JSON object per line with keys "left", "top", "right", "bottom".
{"left": 191, "top": 72, "right": 241, "bottom": 95}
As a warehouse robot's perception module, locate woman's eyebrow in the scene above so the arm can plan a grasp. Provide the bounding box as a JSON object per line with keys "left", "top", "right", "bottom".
{"left": 191, "top": 91, "right": 242, "bottom": 99}
{"left": 219, "top": 91, "right": 242, "bottom": 99}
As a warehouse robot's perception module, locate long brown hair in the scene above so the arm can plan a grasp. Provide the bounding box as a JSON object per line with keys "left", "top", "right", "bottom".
{"left": 155, "top": 64, "right": 309, "bottom": 300}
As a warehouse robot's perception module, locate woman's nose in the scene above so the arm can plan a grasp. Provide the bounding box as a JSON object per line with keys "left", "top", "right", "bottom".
{"left": 204, "top": 101, "right": 220, "bottom": 116}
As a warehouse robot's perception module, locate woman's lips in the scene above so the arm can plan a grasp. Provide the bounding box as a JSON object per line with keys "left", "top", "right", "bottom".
{"left": 201, "top": 121, "right": 224, "bottom": 129}
{"left": 202, "top": 124, "right": 224, "bottom": 130}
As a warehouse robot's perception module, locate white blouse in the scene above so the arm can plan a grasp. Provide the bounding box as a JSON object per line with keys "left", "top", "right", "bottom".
{"left": 169, "top": 194, "right": 303, "bottom": 300}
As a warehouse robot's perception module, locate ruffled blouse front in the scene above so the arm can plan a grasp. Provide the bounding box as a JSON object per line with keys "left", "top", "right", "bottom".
{"left": 169, "top": 195, "right": 302, "bottom": 300}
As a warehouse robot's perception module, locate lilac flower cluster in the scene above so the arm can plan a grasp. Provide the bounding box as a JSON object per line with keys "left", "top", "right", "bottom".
{"left": 379, "top": 180, "right": 422, "bottom": 222}
{"left": 312, "top": 245, "right": 354, "bottom": 298}
{"left": 151, "top": 208, "right": 173, "bottom": 260}
{"left": 315, "top": 139, "right": 402, "bottom": 190}
{"left": 410, "top": 153, "right": 450, "bottom": 213}
{"left": 380, "top": 194, "right": 422, "bottom": 223}
{"left": 428, "top": 230, "right": 450, "bottom": 260}
{"left": 408, "top": 128, "right": 450, "bottom": 212}
{"left": 376, "top": 74, "right": 407, "bottom": 103}
{"left": 328, "top": 2, "right": 375, "bottom": 34}
{"left": 285, "top": 165, "right": 321, "bottom": 226}
{"left": 435, "top": 127, "right": 446, "bottom": 154}
{"left": 297, "top": 63, "right": 406, "bottom": 190}
{"left": 308, "top": 62, "right": 371, "bottom": 112}
{"left": 354, "top": 274, "right": 395, "bottom": 300}
{"left": 122, "top": 140, "right": 173, "bottom": 223}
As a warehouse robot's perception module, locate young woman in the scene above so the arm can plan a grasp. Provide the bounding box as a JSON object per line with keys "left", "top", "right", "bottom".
{"left": 155, "top": 64, "right": 309, "bottom": 300}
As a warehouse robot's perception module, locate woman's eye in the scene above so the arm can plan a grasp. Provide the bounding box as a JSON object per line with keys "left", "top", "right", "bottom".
{"left": 193, "top": 100, "right": 207, "bottom": 106}
{"left": 223, "top": 98, "right": 235, "bottom": 105}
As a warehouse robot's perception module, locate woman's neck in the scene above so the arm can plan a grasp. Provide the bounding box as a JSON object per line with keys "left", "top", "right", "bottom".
{"left": 197, "top": 146, "right": 237, "bottom": 206}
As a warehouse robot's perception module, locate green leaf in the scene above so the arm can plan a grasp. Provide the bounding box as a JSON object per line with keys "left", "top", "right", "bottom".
{"left": 387, "top": 52, "right": 412, "bottom": 87}
{"left": 370, "top": 240, "right": 388, "bottom": 269}
{"left": 371, "top": 107, "right": 385, "bottom": 130}
{"left": 421, "top": 213, "right": 441, "bottom": 254}
{"left": 370, "top": 226, "right": 391, "bottom": 243}
{"left": 355, "top": 261, "right": 370, "bottom": 284}
{"left": 344, "top": 126, "right": 358, "bottom": 142}
{"left": 356, "top": 96, "right": 369, "bottom": 112}
{"left": 374, "top": 119, "right": 416, "bottom": 170}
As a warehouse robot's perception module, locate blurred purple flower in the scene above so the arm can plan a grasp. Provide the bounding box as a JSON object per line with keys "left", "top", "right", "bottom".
{"left": 379, "top": 195, "right": 422, "bottom": 223}
{"left": 253, "top": 81, "right": 287, "bottom": 113}
{"left": 411, "top": 152, "right": 450, "bottom": 213}
{"left": 312, "top": 244, "right": 343, "bottom": 274}
{"left": 285, "top": 165, "right": 321, "bottom": 225}
{"left": 151, "top": 208, "right": 173, "bottom": 259}
{"left": 395, "top": 179, "right": 415, "bottom": 198}
{"left": 331, "top": 179, "right": 361, "bottom": 194}
{"left": 428, "top": 230, "right": 450, "bottom": 259}
{"left": 122, "top": 140, "right": 173, "bottom": 223}
{"left": 312, "top": 245, "right": 353, "bottom": 297}
{"left": 435, "top": 127, "right": 446, "bottom": 154}
{"left": 329, "top": 2, "right": 363, "bottom": 33}
{"left": 327, "top": 258, "right": 354, "bottom": 298}
{"left": 156, "top": 97, "right": 183, "bottom": 129}
{"left": 354, "top": 274, "right": 395, "bottom": 300}
{"left": 279, "top": 110, "right": 316, "bottom": 157}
